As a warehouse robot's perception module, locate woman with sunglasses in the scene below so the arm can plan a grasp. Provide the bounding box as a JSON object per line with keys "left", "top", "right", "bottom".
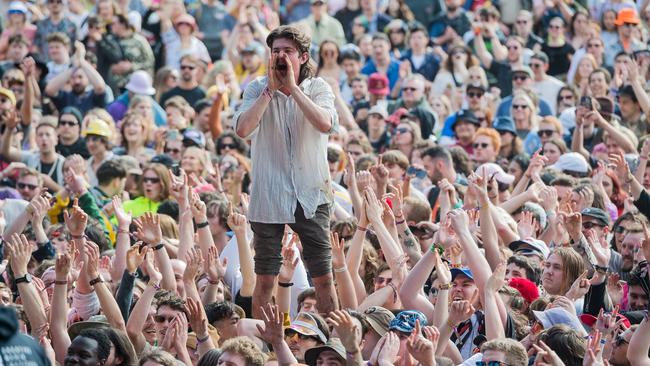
{"left": 509, "top": 92, "right": 540, "bottom": 155}
{"left": 472, "top": 128, "right": 500, "bottom": 164}
{"left": 389, "top": 120, "right": 422, "bottom": 161}
{"left": 542, "top": 17, "right": 575, "bottom": 77}
{"left": 121, "top": 163, "right": 171, "bottom": 218}
{"left": 316, "top": 40, "right": 343, "bottom": 83}
{"left": 555, "top": 85, "right": 578, "bottom": 116}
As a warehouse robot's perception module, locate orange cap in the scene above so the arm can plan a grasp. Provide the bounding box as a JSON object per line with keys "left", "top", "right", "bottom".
{"left": 615, "top": 8, "right": 640, "bottom": 26}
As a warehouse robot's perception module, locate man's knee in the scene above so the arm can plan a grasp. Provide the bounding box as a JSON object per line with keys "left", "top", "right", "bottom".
{"left": 255, "top": 275, "right": 276, "bottom": 293}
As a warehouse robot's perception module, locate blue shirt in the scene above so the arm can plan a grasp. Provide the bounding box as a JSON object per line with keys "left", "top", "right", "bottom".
{"left": 361, "top": 58, "right": 401, "bottom": 91}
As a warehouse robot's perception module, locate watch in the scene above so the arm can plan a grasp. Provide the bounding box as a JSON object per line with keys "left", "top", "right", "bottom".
{"left": 89, "top": 275, "right": 104, "bottom": 286}
{"left": 14, "top": 274, "right": 32, "bottom": 285}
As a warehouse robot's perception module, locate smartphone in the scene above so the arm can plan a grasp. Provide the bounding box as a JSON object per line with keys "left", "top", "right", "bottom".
{"left": 407, "top": 166, "right": 427, "bottom": 179}
{"left": 579, "top": 96, "right": 593, "bottom": 110}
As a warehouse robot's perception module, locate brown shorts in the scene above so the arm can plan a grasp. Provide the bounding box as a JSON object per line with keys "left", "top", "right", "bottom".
{"left": 250, "top": 203, "right": 331, "bottom": 277}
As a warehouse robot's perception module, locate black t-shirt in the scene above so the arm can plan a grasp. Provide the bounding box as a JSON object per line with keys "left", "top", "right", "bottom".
{"left": 39, "top": 161, "right": 59, "bottom": 184}
{"left": 159, "top": 86, "right": 206, "bottom": 108}
{"left": 57, "top": 138, "right": 90, "bottom": 159}
{"left": 488, "top": 61, "right": 513, "bottom": 97}
{"left": 541, "top": 42, "right": 575, "bottom": 76}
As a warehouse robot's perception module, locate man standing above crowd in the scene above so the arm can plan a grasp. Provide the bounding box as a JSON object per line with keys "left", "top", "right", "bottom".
{"left": 34, "top": 0, "right": 77, "bottom": 61}
{"left": 234, "top": 25, "right": 339, "bottom": 319}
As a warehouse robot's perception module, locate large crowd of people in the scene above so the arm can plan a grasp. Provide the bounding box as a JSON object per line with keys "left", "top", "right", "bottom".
{"left": 1, "top": 0, "right": 650, "bottom": 365}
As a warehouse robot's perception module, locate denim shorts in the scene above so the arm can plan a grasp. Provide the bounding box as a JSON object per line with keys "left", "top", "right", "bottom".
{"left": 250, "top": 203, "right": 331, "bottom": 277}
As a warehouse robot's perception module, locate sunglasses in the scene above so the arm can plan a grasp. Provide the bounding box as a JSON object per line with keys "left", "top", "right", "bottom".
{"left": 476, "top": 362, "right": 510, "bottom": 366}
{"left": 374, "top": 276, "right": 392, "bottom": 285}
{"left": 587, "top": 43, "right": 602, "bottom": 48}
{"left": 582, "top": 221, "right": 605, "bottom": 229}
{"left": 559, "top": 94, "right": 574, "bottom": 100}
{"left": 507, "top": 45, "right": 520, "bottom": 50}
{"left": 402, "top": 87, "right": 417, "bottom": 92}
{"left": 180, "top": 65, "right": 195, "bottom": 70}
{"left": 512, "top": 104, "right": 528, "bottom": 109}
{"left": 285, "top": 330, "right": 319, "bottom": 342}
{"left": 515, "top": 19, "right": 529, "bottom": 24}
{"left": 473, "top": 142, "right": 489, "bottom": 149}
{"left": 17, "top": 182, "right": 38, "bottom": 190}
{"left": 513, "top": 75, "right": 529, "bottom": 81}
{"left": 549, "top": 24, "right": 563, "bottom": 29}
{"left": 164, "top": 147, "right": 181, "bottom": 154}
{"left": 59, "top": 120, "right": 77, "bottom": 127}
{"left": 143, "top": 177, "right": 161, "bottom": 184}
{"left": 154, "top": 315, "right": 175, "bottom": 323}
{"left": 537, "top": 129, "right": 556, "bottom": 137}
{"left": 530, "top": 63, "right": 544, "bottom": 69}
{"left": 219, "top": 142, "right": 237, "bottom": 150}
{"left": 396, "top": 127, "right": 411, "bottom": 134}
{"left": 615, "top": 226, "right": 630, "bottom": 234}
{"left": 48, "top": 0, "right": 63, "bottom": 4}
{"left": 467, "top": 92, "right": 483, "bottom": 98}
{"left": 497, "top": 130, "right": 511, "bottom": 136}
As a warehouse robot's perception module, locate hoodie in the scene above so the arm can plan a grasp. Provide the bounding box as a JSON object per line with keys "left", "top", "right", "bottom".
{"left": 0, "top": 307, "right": 49, "bottom": 365}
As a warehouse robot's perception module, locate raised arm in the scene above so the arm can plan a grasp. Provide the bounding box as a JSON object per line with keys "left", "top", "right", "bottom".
{"left": 473, "top": 33, "right": 494, "bottom": 69}
{"left": 484, "top": 262, "right": 506, "bottom": 340}
{"left": 0, "top": 109, "right": 22, "bottom": 163}
{"left": 182, "top": 247, "right": 203, "bottom": 303}
{"left": 186, "top": 297, "right": 216, "bottom": 358}
{"left": 471, "top": 172, "right": 501, "bottom": 270}
{"left": 256, "top": 304, "right": 298, "bottom": 365}
{"left": 389, "top": 184, "right": 422, "bottom": 264}
{"left": 235, "top": 61, "right": 273, "bottom": 138}
{"left": 85, "top": 241, "right": 127, "bottom": 332}
{"left": 44, "top": 66, "right": 75, "bottom": 97}
{"left": 208, "top": 75, "right": 227, "bottom": 138}
{"left": 135, "top": 213, "right": 176, "bottom": 292}
{"left": 125, "top": 252, "right": 161, "bottom": 353}
{"left": 331, "top": 232, "right": 358, "bottom": 310}
{"left": 20, "top": 57, "right": 35, "bottom": 127}
{"left": 627, "top": 316, "right": 650, "bottom": 366}
{"left": 111, "top": 196, "right": 132, "bottom": 282}
{"left": 636, "top": 139, "right": 650, "bottom": 183}
{"left": 227, "top": 202, "right": 255, "bottom": 296}
{"left": 76, "top": 43, "right": 106, "bottom": 95}
{"left": 6, "top": 234, "right": 47, "bottom": 336}
{"left": 51, "top": 250, "right": 72, "bottom": 365}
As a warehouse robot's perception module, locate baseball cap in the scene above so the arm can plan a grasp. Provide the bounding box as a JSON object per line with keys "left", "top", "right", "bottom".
{"left": 304, "top": 338, "right": 345, "bottom": 366}
{"left": 579, "top": 313, "right": 630, "bottom": 329}
{"left": 387, "top": 107, "right": 409, "bottom": 125}
{"left": 451, "top": 267, "right": 474, "bottom": 281}
{"left": 581, "top": 207, "right": 610, "bottom": 227}
{"left": 466, "top": 83, "right": 486, "bottom": 93}
{"left": 492, "top": 116, "right": 517, "bottom": 135}
{"left": 368, "top": 73, "right": 389, "bottom": 96}
{"left": 363, "top": 306, "right": 395, "bottom": 336}
{"left": 117, "top": 156, "right": 143, "bottom": 175}
{"left": 533, "top": 308, "right": 586, "bottom": 335}
{"left": 511, "top": 65, "right": 534, "bottom": 79}
{"left": 475, "top": 163, "right": 515, "bottom": 185}
{"left": 509, "top": 237, "right": 550, "bottom": 259}
{"left": 150, "top": 154, "right": 176, "bottom": 167}
{"left": 508, "top": 277, "right": 539, "bottom": 303}
{"left": 368, "top": 105, "right": 388, "bottom": 119}
{"left": 174, "top": 13, "right": 196, "bottom": 30}
{"left": 389, "top": 310, "right": 428, "bottom": 333}
{"left": 550, "top": 152, "right": 590, "bottom": 174}
{"left": 0, "top": 87, "right": 16, "bottom": 106}
{"left": 454, "top": 109, "right": 479, "bottom": 126}
{"left": 8, "top": 1, "right": 27, "bottom": 15}
{"left": 182, "top": 128, "right": 206, "bottom": 148}
{"left": 285, "top": 312, "right": 328, "bottom": 344}
{"left": 241, "top": 42, "right": 265, "bottom": 57}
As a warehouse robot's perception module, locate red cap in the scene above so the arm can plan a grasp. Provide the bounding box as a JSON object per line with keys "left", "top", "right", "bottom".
{"left": 368, "top": 73, "right": 389, "bottom": 96}
{"left": 509, "top": 277, "right": 539, "bottom": 304}
{"left": 579, "top": 313, "right": 631, "bottom": 328}
{"left": 387, "top": 108, "right": 409, "bottom": 125}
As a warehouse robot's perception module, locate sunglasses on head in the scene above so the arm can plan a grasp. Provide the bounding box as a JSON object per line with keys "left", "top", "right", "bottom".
{"left": 537, "top": 129, "right": 555, "bottom": 137}
{"left": 17, "top": 182, "right": 37, "bottom": 190}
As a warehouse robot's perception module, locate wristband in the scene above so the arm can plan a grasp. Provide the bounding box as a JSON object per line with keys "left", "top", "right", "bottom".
{"left": 438, "top": 283, "right": 452, "bottom": 290}
{"left": 149, "top": 281, "right": 161, "bottom": 290}
{"left": 55, "top": 280, "right": 68, "bottom": 285}
{"left": 430, "top": 244, "right": 443, "bottom": 255}
{"left": 278, "top": 282, "right": 293, "bottom": 288}
{"left": 395, "top": 219, "right": 405, "bottom": 225}
{"left": 263, "top": 86, "right": 273, "bottom": 100}
{"left": 594, "top": 265, "right": 608, "bottom": 274}
{"left": 118, "top": 229, "right": 129, "bottom": 235}
{"left": 71, "top": 234, "right": 85, "bottom": 240}
{"left": 450, "top": 263, "right": 462, "bottom": 268}
{"left": 196, "top": 221, "right": 209, "bottom": 229}
{"left": 357, "top": 226, "right": 367, "bottom": 232}
{"left": 197, "top": 334, "right": 210, "bottom": 344}
{"left": 89, "top": 276, "right": 104, "bottom": 286}
{"left": 153, "top": 243, "right": 164, "bottom": 251}
{"left": 333, "top": 266, "right": 347, "bottom": 273}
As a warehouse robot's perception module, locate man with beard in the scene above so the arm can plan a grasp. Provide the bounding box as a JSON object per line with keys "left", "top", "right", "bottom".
{"left": 45, "top": 42, "right": 107, "bottom": 115}
{"left": 159, "top": 54, "right": 206, "bottom": 107}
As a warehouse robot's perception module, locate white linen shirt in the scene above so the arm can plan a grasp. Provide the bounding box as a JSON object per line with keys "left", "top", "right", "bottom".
{"left": 233, "top": 76, "right": 339, "bottom": 224}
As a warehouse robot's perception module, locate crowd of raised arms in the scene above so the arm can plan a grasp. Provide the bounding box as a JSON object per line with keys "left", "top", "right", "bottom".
{"left": 6, "top": 0, "right": 650, "bottom": 365}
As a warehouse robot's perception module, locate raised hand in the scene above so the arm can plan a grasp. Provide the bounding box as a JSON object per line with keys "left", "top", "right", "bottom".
{"left": 267, "top": 54, "right": 281, "bottom": 92}
{"left": 204, "top": 246, "right": 226, "bottom": 282}
{"left": 343, "top": 153, "right": 357, "bottom": 188}
{"left": 606, "top": 273, "right": 624, "bottom": 306}
{"left": 585, "top": 228, "right": 610, "bottom": 267}
{"left": 433, "top": 249, "right": 451, "bottom": 286}
{"left": 186, "top": 297, "right": 209, "bottom": 338}
{"left": 363, "top": 188, "right": 384, "bottom": 225}
{"left": 64, "top": 167, "right": 87, "bottom": 196}
{"left": 256, "top": 303, "right": 284, "bottom": 346}
{"left": 189, "top": 191, "right": 207, "bottom": 222}
{"left": 532, "top": 340, "right": 566, "bottom": 366}
{"left": 29, "top": 195, "right": 51, "bottom": 224}
{"left": 55, "top": 251, "right": 72, "bottom": 283}
{"left": 640, "top": 221, "right": 650, "bottom": 263}
{"left": 6, "top": 234, "right": 31, "bottom": 276}
{"left": 84, "top": 241, "right": 101, "bottom": 280}
{"left": 370, "top": 155, "right": 389, "bottom": 186}
{"left": 134, "top": 213, "right": 162, "bottom": 245}
{"left": 278, "top": 234, "right": 299, "bottom": 283}
{"left": 539, "top": 186, "right": 559, "bottom": 213}
{"left": 328, "top": 310, "right": 360, "bottom": 352}
{"left": 584, "top": 330, "right": 607, "bottom": 366}
{"left": 227, "top": 204, "right": 247, "bottom": 234}
{"left": 407, "top": 320, "right": 435, "bottom": 366}
{"left": 143, "top": 251, "right": 162, "bottom": 284}
{"left": 112, "top": 195, "right": 132, "bottom": 230}
{"left": 169, "top": 168, "right": 189, "bottom": 209}
{"left": 183, "top": 247, "right": 203, "bottom": 282}
{"left": 63, "top": 199, "right": 88, "bottom": 237}
{"left": 486, "top": 261, "right": 506, "bottom": 293}
{"left": 448, "top": 300, "right": 475, "bottom": 327}
{"left": 609, "top": 153, "right": 631, "bottom": 181}
{"left": 387, "top": 184, "right": 405, "bottom": 219}
{"left": 330, "top": 231, "right": 346, "bottom": 271}
{"left": 356, "top": 170, "right": 374, "bottom": 193}
{"left": 126, "top": 242, "right": 148, "bottom": 274}
{"left": 517, "top": 211, "right": 537, "bottom": 239}
{"left": 447, "top": 209, "right": 469, "bottom": 235}
{"left": 377, "top": 332, "right": 401, "bottom": 365}
{"left": 21, "top": 57, "right": 36, "bottom": 77}
{"left": 565, "top": 270, "right": 591, "bottom": 301}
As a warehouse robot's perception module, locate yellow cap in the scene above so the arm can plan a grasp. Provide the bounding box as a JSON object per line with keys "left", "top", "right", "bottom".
{"left": 0, "top": 87, "right": 16, "bottom": 106}
{"left": 83, "top": 119, "right": 112, "bottom": 138}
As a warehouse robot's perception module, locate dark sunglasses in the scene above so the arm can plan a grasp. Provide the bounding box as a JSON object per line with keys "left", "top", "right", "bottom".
{"left": 164, "top": 147, "right": 181, "bottom": 154}
{"left": 549, "top": 24, "right": 563, "bottom": 29}
{"left": 513, "top": 75, "right": 529, "bottom": 81}
{"left": 559, "top": 94, "right": 574, "bottom": 100}
{"left": 180, "top": 65, "right": 195, "bottom": 70}
{"left": 476, "top": 362, "right": 510, "bottom": 366}
{"left": 497, "top": 130, "right": 511, "bottom": 136}
{"left": 587, "top": 43, "right": 602, "bottom": 48}
{"left": 219, "top": 142, "right": 237, "bottom": 150}
{"left": 143, "top": 177, "right": 161, "bottom": 184}
{"left": 512, "top": 104, "right": 528, "bottom": 109}
{"left": 507, "top": 45, "right": 520, "bottom": 50}
{"left": 515, "top": 19, "right": 529, "bottom": 24}
{"left": 154, "top": 315, "right": 175, "bottom": 323}
{"left": 285, "top": 329, "right": 319, "bottom": 342}
{"left": 582, "top": 221, "right": 605, "bottom": 229}
{"left": 59, "top": 120, "right": 77, "bottom": 127}
{"left": 402, "top": 87, "right": 417, "bottom": 92}
{"left": 467, "top": 92, "right": 483, "bottom": 98}
{"left": 537, "top": 129, "right": 555, "bottom": 137}
{"left": 615, "top": 226, "right": 629, "bottom": 234}
{"left": 17, "top": 182, "right": 38, "bottom": 190}
{"left": 396, "top": 127, "right": 411, "bottom": 134}
{"left": 48, "top": 0, "right": 63, "bottom": 4}
{"left": 374, "top": 276, "right": 392, "bottom": 285}
{"left": 473, "top": 142, "right": 489, "bottom": 149}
